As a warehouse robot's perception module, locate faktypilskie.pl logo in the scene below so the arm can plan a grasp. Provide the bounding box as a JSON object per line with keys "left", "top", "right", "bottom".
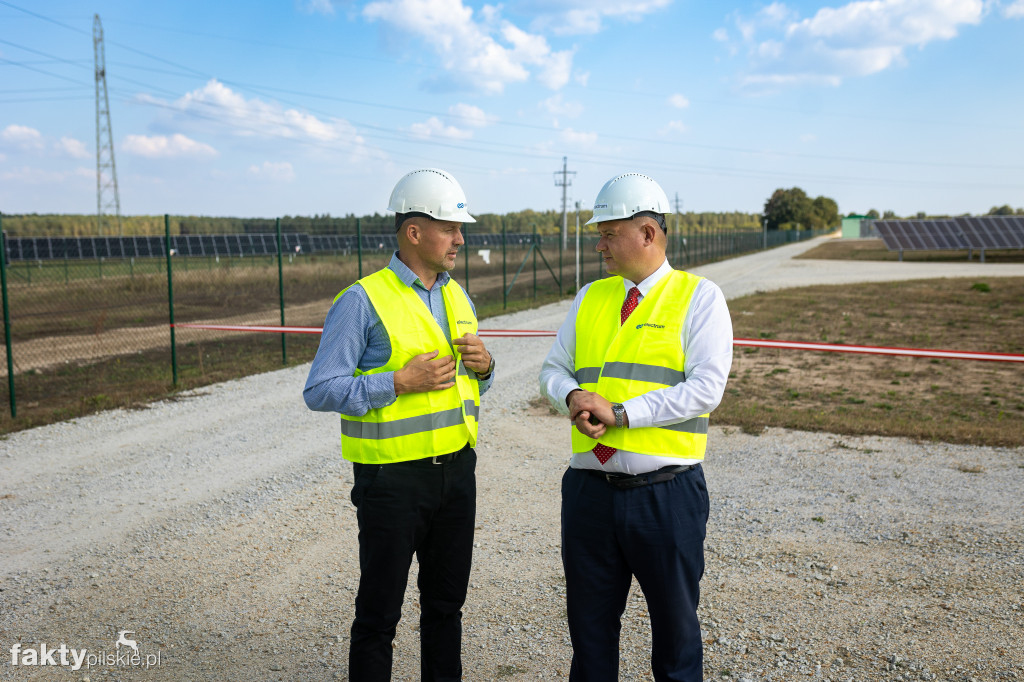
{"left": 9, "top": 630, "right": 162, "bottom": 671}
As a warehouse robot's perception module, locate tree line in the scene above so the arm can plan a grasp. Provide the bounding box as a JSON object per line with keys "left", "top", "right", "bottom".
{"left": 1, "top": 209, "right": 763, "bottom": 238}
{"left": 5, "top": 196, "right": 1018, "bottom": 238}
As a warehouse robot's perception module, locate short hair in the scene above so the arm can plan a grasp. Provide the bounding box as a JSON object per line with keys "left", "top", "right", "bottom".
{"left": 395, "top": 211, "right": 434, "bottom": 232}
{"left": 633, "top": 210, "right": 667, "bottom": 233}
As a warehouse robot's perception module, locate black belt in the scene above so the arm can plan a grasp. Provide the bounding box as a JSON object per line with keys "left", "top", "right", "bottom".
{"left": 430, "top": 450, "right": 461, "bottom": 465}
{"left": 429, "top": 442, "right": 471, "bottom": 465}
{"left": 585, "top": 464, "right": 697, "bottom": 489}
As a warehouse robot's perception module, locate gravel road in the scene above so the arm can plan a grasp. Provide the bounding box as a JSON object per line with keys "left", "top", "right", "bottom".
{"left": 2, "top": 237, "right": 1022, "bottom": 681}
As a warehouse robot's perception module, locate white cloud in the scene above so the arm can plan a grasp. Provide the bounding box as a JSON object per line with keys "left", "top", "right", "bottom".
{"left": 123, "top": 133, "right": 219, "bottom": 159}
{"left": 660, "top": 120, "right": 688, "bottom": 134}
{"left": 56, "top": 136, "right": 90, "bottom": 159}
{"left": 140, "top": 80, "right": 367, "bottom": 152}
{"left": 2, "top": 126, "right": 91, "bottom": 160}
{"left": 574, "top": 71, "right": 590, "bottom": 86}
{"left": 560, "top": 128, "right": 597, "bottom": 146}
{"left": 299, "top": 0, "right": 335, "bottom": 14}
{"left": 247, "top": 161, "right": 296, "bottom": 182}
{"left": 719, "top": 0, "right": 985, "bottom": 89}
{"left": 524, "top": 0, "right": 673, "bottom": 36}
{"left": 407, "top": 103, "right": 494, "bottom": 140}
{"left": 712, "top": 27, "right": 729, "bottom": 42}
{"left": 541, "top": 93, "right": 583, "bottom": 117}
{"left": 1, "top": 124, "right": 45, "bottom": 151}
{"left": 1004, "top": 0, "right": 1024, "bottom": 17}
{"left": 668, "top": 93, "right": 690, "bottom": 109}
{"left": 448, "top": 102, "right": 493, "bottom": 127}
{"left": 800, "top": 133, "right": 817, "bottom": 143}
{"left": 408, "top": 116, "right": 474, "bottom": 140}
{"left": 362, "top": 0, "right": 574, "bottom": 93}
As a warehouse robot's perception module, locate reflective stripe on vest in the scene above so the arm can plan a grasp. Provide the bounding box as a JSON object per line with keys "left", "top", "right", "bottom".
{"left": 337, "top": 269, "right": 481, "bottom": 464}
{"left": 572, "top": 270, "right": 709, "bottom": 459}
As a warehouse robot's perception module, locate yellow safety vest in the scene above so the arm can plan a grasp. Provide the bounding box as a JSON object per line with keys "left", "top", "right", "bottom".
{"left": 336, "top": 268, "right": 480, "bottom": 464}
{"left": 572, "top": 270, "right": 709, "bottom": 459}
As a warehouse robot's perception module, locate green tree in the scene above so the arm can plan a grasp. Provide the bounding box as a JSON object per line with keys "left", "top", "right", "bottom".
{"left": 763, "top": 187, "right": 810, "bottom": 230}
{"left": 882, "top": 210, "right": 897, "bottom": 219}
{"left": 987, "top": 205, "right": 1016, "bottom": 216}
{"left": 866, "top": 209, "right": 880, "bottom": 219}
{"left": 763, "top": 187, "right": 840, "bottom": 230}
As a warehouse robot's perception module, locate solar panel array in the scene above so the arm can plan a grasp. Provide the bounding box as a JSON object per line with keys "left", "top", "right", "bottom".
{"left": 873, "top": 215, "right": 1024, "bottom": 260}
{"left": 954, "top": 216, "right": 1024, "bottom": 250}
{"left": 4, "top": 231, "right": 537, "bottom": 262}
{"left": 874, "top": 220, "right": 966, "bottom": 251}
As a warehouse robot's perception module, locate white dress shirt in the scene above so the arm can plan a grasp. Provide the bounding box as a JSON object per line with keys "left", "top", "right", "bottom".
{"left": 539, "top": 259, "right": 733, "bottom": 474}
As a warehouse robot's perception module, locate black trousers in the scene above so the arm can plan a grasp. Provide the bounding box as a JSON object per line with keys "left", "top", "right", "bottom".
{"left": 348, "top": 445, "right": 476, "bottom": 682}
{"left": 561, "top": 465, "right": 710, "bottom": 682}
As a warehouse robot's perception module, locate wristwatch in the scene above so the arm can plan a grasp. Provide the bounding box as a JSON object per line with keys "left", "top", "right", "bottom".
{"left": 612, "top": 403, "right": 626, "bottom": 429}
{"left": 476, "top": 356, "right": 495, "bottom": 381}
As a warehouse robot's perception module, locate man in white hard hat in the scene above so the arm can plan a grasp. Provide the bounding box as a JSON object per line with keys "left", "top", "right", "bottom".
{"left": 540, "top": 172, "right": 732, "bottom": 681}
{"left": 305, "top": 168, "right": 495, "bottom": 681}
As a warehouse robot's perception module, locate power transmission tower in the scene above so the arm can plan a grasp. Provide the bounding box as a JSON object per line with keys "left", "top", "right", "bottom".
{"left": 553, "top": 156, "right": 576, "bottom": 249}
{"left": 93, "top": 14, "right": 122, "bottom": 236}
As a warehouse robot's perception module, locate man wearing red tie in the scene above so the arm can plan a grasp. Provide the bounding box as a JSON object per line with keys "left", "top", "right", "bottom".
{"left": 539, "top": 172, "right": 733, "bottom": 681}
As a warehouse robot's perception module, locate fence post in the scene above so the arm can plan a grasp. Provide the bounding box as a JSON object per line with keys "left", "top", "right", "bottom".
{"left": 357, "top": 218, "right": 363, "bottom": 279}
{"left": 1, "top": 223, "right": 15, "bottom": 418}
{"left": 502, "top": 219, "right": 507, "bottom": 310}
{"left": 532, "top": 224, "right": 537, "bottom": 301}
{"left": 558, "top": 227, "right": 563, "bottom": 295}
{"left": 165, "top": 215, "right": 178, "bottom": 387}
{"left": 276, "top": 217, "right": 287, "bottom": 365}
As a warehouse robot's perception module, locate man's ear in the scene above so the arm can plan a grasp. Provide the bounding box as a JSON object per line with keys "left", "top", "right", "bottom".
{"left": 641, "top": 220, "right": 658, "bottom": 246}
{"left": 404, "top": 220, "right": 421, "bottom": 244}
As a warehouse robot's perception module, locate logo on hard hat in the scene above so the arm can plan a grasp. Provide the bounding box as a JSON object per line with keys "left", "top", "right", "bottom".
{"left": 457, "top": 202, "right": 465, "bottom": 209}
{"left": 594, "top": 203, "right": 608, "bottom": 209}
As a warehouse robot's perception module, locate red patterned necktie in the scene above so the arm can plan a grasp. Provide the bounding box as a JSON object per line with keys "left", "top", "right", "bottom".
{"left": 592, "top": 286, "right": 641, "bottom": 465}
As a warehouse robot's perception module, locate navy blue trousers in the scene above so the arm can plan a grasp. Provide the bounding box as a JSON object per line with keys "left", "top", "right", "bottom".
{"left": 348, "top": 445, "right": 476, "bottom": 682}
{"left": 561, "top": 465, "right": 709, "bottom": 682}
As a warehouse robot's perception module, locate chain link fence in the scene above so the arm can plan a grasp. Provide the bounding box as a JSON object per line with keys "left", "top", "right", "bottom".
{"left": 0, "top": 212, "right": 828, "bottom": 432}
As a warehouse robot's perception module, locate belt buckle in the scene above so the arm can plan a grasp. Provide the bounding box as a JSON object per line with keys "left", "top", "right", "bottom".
{"left": 432, "top": 455, "right": 442, "bottom": 464}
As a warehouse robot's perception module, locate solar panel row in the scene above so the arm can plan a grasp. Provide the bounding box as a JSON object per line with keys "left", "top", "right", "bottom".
{"left": 873, "top": 215, "right": 1024, "bottom": 261}
{"left": 3, "top": 232, "right": 545, "bottom": 262}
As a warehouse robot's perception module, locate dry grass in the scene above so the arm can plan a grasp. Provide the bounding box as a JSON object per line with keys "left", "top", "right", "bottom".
{"left": 717, "top": 277, "right": 1024, "bottom": 446}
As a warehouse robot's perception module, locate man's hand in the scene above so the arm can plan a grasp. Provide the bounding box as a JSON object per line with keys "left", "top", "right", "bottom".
{"left": 452, "top": 333, "right": 492, "bottom": 374}
{"left": 393, "top": 350, "right": 457, "bottom": 395}
{"left": 567, "top": 389, "right": 615, "bottom": 438}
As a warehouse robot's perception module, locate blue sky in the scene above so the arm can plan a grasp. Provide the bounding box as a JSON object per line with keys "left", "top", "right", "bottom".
{"left": 1, "top": 0, "right": 1022, "bottom": 220}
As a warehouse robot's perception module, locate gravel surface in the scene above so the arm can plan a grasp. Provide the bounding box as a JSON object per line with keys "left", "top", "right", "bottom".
{"left": 2, "top": 238, "right": 1022, "bottom": 681}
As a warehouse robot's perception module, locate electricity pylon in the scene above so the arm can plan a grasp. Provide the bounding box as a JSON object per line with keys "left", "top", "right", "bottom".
{"left": 554, "top": 156, "right": 576, "bottom": 249}
{"left": 93, "top": 14, "right": 123, "bottom": 236}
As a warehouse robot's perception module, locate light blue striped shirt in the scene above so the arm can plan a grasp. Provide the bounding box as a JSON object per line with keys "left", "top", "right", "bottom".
{"left": 303, "top": 252, "right": 493, "bottom": 417}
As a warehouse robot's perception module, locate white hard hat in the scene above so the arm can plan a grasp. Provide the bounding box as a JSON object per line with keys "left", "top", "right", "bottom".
{"left": 387, "top": 168, "right": 476, "bottom": 223}
{"left": 586, "top": 172, "right": 672, "bottom": 225}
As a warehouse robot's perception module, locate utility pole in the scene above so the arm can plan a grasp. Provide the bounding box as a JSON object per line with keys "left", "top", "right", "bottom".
{"left": 94, "top": 14, "right": 123, "bottom": 236}
{"left": 553, "top": 156, "right": 576, "bottom": 249}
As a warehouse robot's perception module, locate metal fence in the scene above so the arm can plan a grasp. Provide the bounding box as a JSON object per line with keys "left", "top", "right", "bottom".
{"left": 0, "top": 212, "right": 827, "bottom": 430}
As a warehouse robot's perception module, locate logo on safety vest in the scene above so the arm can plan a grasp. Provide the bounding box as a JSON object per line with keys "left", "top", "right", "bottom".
{"left": 636, "top": 323, "right": 665, "bottom": 330}
{"left": 457, "top": 319, "right": 474, "bottom": 325}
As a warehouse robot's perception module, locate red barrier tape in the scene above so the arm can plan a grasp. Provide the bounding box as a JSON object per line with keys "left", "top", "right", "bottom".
{"left": 173, "top": 324, "right": 1024, "bottom": 363}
